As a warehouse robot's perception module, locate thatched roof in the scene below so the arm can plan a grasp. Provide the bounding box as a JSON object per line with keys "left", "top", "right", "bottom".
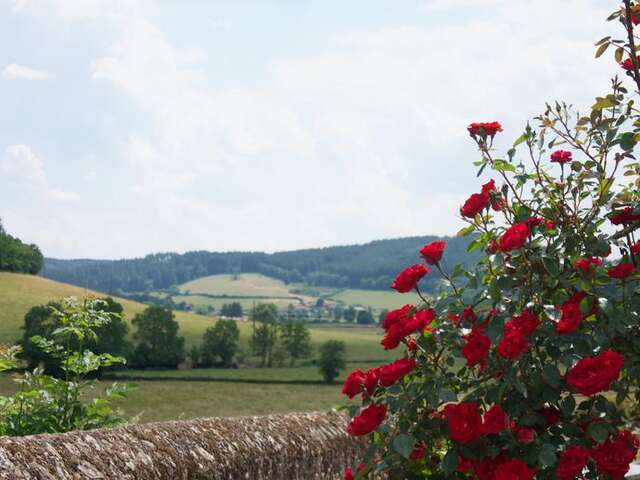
{"left": 0, "top": 411, "right": 364, "bottom": 479}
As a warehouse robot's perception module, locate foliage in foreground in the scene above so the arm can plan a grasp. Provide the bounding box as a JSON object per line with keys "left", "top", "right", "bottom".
{"left": 0, "top": 297, "right": 129, "bottom": 436}
{"left": 343, "top": 4, "right": 640, "bottom": 479}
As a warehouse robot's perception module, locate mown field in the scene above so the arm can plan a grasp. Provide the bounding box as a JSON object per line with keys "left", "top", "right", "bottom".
{"left": 0, "top": 272, "right": 399, "bottom": 421}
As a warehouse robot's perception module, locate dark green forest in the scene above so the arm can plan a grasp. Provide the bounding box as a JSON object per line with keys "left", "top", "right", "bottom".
{"left": 0, "top": 220, "right": 43, "bottom": 274}
{"left": 42, "top": 235, "right": 478, "bottom": 294}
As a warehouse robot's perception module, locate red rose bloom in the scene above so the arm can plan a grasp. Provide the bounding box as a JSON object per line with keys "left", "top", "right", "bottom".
{"left": 363, "top": 367, "right": 379, "bottom": 395}
{"left": 462, "top": 327, "right": 491, "bottom": 369}
{"left": 525, "top": 216, "right": 544, "bottom": 228}
{"left": 573, "top": 256, "right": 602, "bottom": 273}
{"left": 545, "top": 220, "right": 556, "bottom": 230}
{"left": 468, "top": 121, "right": 503, "bottom": 137}
{"left": 550, "top": 150, "right": 573, "bottom": 164}
{"left": 539, "top": 406, "right": 561, "bottom": 426}
{"left": 482, "top": 179, "right": 503, "bottom": 211}
{"left": 631, "top": 240, "right": 640, "bottom": 255}
{"left": 461, "top": 192, "right": 489, "bottom": 218}
{"left": 621, "top": 56, "right": 640, "bottom": 70}
{"left": 381, "top": 308, "right": 435, "bottom": 350}
{"left": 497, "top": 329, "right": 528, "bottom": 360}
{"left": 493, "top": 459, "right": 535, "bottom": 480}
{"left": 343, "top": 463, "right": 365, "bottom": 480}
{"left": 566, "top": 349, "right": 624, "bottom": 396}
{"left": 347, "top": 403, "right": 387, "bottom": 436}
{"left": 447, "top": 402, "right": 483, "bottom": 444}
{"left": 406, "top": 338, "right": 417, "bottom": 352}
{"left": 409, "top": 444, "right": 426, "bottom": 461}
{"left": 555, "top": 301, "right": 582, "bottom": 334}
{"left": 610, "top": 206, "right": 640, "bottom": 225}
{"left": 481, "top": 404, "right": 509, "bottom": 434}
{"left": 487, "top": 239, "right": 499, "bottom": 254}
{"left": 608, "top": 262, "right": 635, "bottom": 280}
{"left": 382, "top": 304, "right": 413, "bottom": 331}
{"left": 341, "top": 369, "right": 366, "bottom": 398}
{"left": 591, "top": 431, "right": 639, "bottom": 478}
{"left": 378, "top": 357, "right": 417, "bottom": 387}
{"left": 420, "top": 240, "right": 446, "bottom": 265}
{"left": 514, "top": 426, "right": 536, "bottom": 444}
{"left": 507, "top": 309, "right": 539, "bottom": 337}
{"left": 556, "top": 445, "right": 589, "bottom": 480}
{"left": 498, "top": 223, "right": 530, "bottom": 252}
{"left": 391, "top": 264, "right": 429, "bottom": 293}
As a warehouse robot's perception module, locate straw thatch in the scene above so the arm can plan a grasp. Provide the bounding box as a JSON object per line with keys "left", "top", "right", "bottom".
{"left": 0, "top": 411, "right": 365, "bottom": 479}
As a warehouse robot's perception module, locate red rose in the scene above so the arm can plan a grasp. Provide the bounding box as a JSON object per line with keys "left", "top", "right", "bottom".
{"left": 545, "top": 220, "right": 556, "bottom": 230}
{"left": 382, "top": 304, "right": 413, "bottom": 331}
{"left": 497, "top": 329, "right": 528, "bottom": 360}
{"left": 347, "top": 403, "right": 387, "bottom": 436}
{"left": 573, "top": 256, "right": 603, "bottom": 274}
{"left": 462, "top": 307, "right": 478, "bottom": 324}
{"left": 498, "top": 223, "right": 529, "bottom": 252}
{"left": 468, "top": 121, "right": 503, "bottom": 137}
{"left": 363, "top": 367, "right": 379, "bottom": 395}
{"left": 472, "top": 455, "right": 504, "bottom": 480}
{"left": 420, "top": 240, "right": 446, "bottom": 265}
{"left": 608, "top": 262, "right": 635, "bottom": 280}
{"left": 381, "top": 308, "right": 435, "bottom": 350}
{"left": 514, "top": 426, "right": 536, "bottom": 444}
{"left": 493, "top": 459, "right": 535, "bottom": 480}
{"left": 631, "top": 240, "right": 640, "bottom": 255}
{"left": 556, "top": 445, "right": 589, "bottom": 480}
{"left": 506, "top": 309, "right": 539, "bottom": 337}
{"left": 566, "top": 349, "right": 624, "bottom": 396}
{"left": 487, "top": 239, "right": 499, "bottom": 254}
{"left": 457, "top": 456, "right": 474, "bottom": 473}
{"left": 409, "top": 444, "right": 426, "bottom": 461}
{"left": 447, "top": 402, "right": 482, "bottom": 444}
{"left": 525, "top": 216, "right": 544, "bottom": 228}
{"left": 591, "top": 431, "right": 639, "bottom": 478}
{"left": 621, "top": 56, "right": 640, "bottom": 70}
{"left": 610, "top": 206, "right": 640, "bottom": 225}
{"left": 550, "top": 150, "right": 572, "bottom": 164}
{"left": 555, "top": 301, "right": 582, "bottom": 334}
{"left": 378, "top": 357, "right": 417, "bottom": 387}
{"left": 461, "top": 192, "right": 489, "bottom": 218}
{"left": 538, "top": 406, "right": 560, "bottom": 426}
{"left": 391, "top": 264, "right": 429, "bottom": 293}
{"left": 406, "top": 338, "right": 417, "bottom": 352}
{"left": 481, "top": 404, "right": 509, "bottom": 434}
{"left": 462, "top": 327, "right": 491, "bottom": 369}
{"left": 566, "top": 290, "right": 598, "bottom": 317}
{"left": 343, "top": 463, "right": 365, "bottom": 480}
{"left": 481, "top": 179, "right": 503, "bottom": 211}
{"left": 341, "top": 369, "right": 366, "bottom": 398}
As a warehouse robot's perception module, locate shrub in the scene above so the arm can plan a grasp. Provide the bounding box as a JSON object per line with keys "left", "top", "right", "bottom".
{"left": 318, "top": 340, "right": 346, "bottom": 383}
{"left": 200, "top": 319, "right": 240, "bottom": 367}
{"left": 280, "top": 319, "right": 312, "bottom": 366}
{"left": 0, "top": 297, "right": 129, "bottom": 436}
{"left": 342, "top": 5, "right": 640, "bottom": 479}
{"left": 130, "top": 305, "right": 185, "bottom": 368}
{"left": 20, "top": 296, "right": 130, "bottom": 376}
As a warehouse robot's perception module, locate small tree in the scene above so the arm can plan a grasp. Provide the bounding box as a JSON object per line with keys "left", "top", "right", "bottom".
{"left": 130, "top": 305, "right": 185, "bottom": 368}
{"left": 280, "top": 319, "right": 312, "bottom": 366}
{"left": 343, "top": 306, "right": 356, "bottom": 323}
{"left": 220, "top": 302, "right": 243, "bottom": 318}
{"left": 200, "top": 319, "right": 240, "bottom": 367}
{"left": 250, "top": 303, "right": 279, "bottom": 367}
{"left": 356, "top": 308, "right": 375, "bottom": 325}
{"left": 317, "top": 340, "right": 346, "bottom": 383}
{"left": 188, "top": 345, "right": 200, "bottom": 367}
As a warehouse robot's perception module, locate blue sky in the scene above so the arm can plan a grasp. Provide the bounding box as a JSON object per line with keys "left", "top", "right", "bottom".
{"left": 0, "top": 0, "right": 616, "bottom": 259}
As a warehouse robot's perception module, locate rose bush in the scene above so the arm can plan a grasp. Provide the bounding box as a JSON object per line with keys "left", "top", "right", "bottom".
{"left": 342, "top": 3, "right": 640, "bottom": 479}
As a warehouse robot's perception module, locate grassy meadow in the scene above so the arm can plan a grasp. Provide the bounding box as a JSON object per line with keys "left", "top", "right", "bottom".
{"left": 0, "top": 272, "right": 400, "bottom": 421}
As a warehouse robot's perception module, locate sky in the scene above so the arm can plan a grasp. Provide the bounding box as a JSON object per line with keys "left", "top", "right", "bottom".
{"left": 0, "top": 0, "right": 618, "bottom": 259}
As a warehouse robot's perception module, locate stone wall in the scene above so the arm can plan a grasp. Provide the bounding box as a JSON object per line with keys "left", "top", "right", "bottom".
{"left": 0, "top": 411, "right": 365, "bottom": 480}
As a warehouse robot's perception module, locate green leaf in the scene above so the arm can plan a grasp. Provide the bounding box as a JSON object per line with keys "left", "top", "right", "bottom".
{"left": 592, "top": 96, "right": 616, "bottom": 111}
{"left": 595, "top": 42, "right": 610, "bottom": 58}
{"left": 392, "top": 434, "right": 414, "bottom": 459}
{"left": 538, "top": 444, "right": 557, "bottom": 467}
{"left": 441, "top": 449, "right": 458, "bottom": 475}
{"left": 542, "top": 256, "right": 560, "bottom": 276}
{"left": 456, "top": 225, "right": 476, "bottom": 237}
{"left": 619, "top": 131, "right": 637, "bottom": 151}
{"left": 588, "top": 422, "right": 610, "bottom": 444}
{"left": 513, "top": 133, "right": 528, "bottom": 148}
{"left": 542, "top": 365, "right": 561, "bottom": 388}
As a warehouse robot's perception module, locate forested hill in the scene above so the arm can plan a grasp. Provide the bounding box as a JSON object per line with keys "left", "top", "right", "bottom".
{"left": 42, "top": 235, "right": 478, "bottom": 294}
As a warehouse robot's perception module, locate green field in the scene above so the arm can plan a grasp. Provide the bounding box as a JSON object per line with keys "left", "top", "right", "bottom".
{"left": 325, "top": 288, "right": 420, "bottom": 311}
{"left": 0, "top": 272, "right": 401, "bottom": 421}
{"left": 180, "top": 273, "right": 295, "bottom": 298}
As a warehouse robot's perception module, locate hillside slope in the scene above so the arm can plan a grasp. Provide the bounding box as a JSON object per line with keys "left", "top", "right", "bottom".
{"left": 0, "top": 272, "right": 214, "bottom": 345}
{"left": 43, "top": 234, "right": 477, "bottom": 294}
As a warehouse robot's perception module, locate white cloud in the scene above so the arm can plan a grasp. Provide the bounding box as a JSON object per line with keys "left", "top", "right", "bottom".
{"left": 2, "top": 63, "right": 55, "bottom": 80}
{"left": 2, "top": 145, "right": 79, "bottom": 202}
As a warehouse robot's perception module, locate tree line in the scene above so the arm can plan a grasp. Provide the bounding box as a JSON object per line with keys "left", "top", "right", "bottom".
{"left": 42, "top": 235, "right": 478, "bottom": 294}
{"left": 20, "top": 298, "right": 316, "bottom": 372}
{"left": 0, "top": 219, "right": 43, "bottom": 274}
